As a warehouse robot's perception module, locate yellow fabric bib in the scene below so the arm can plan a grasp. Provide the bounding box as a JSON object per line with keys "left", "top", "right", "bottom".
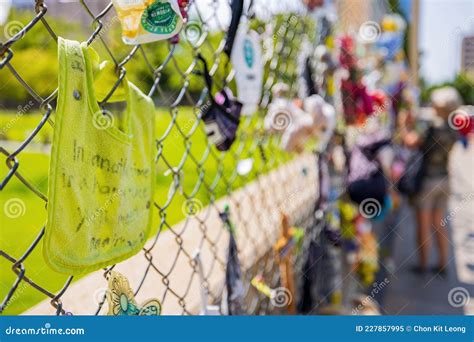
{"left": 44, "top": 38, "right": 155, "bottom": 274}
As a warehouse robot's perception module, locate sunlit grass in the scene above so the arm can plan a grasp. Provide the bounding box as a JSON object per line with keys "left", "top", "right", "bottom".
{"left": 0, "top": 108, "right": 288, "bottom": 314}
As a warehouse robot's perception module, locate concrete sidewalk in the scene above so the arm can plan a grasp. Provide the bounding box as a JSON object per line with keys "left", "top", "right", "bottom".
{"left": 382, "top": 142, "right": 474, "bottom": 315}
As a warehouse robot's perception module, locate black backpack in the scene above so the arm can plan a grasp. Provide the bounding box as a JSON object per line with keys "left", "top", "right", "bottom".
{"left": 347, "top": 138, "right": 391, "bottom": 205}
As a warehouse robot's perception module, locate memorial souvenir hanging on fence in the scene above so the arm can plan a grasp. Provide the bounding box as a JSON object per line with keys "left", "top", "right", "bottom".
{"left": 169, "top": 0, "right": 190, "bottom": 44}
{"left": 44, "top": 38, "right": 155, "bottom": 274}
{"left": 106, "top": 271, "right": 162, "bottom": 315}
{"left": 112, "top": 0, "right": 184, "bottom": 45}
{"left": 224, "top": 0, "right": 244, "bottom": 57}
{"left": 198, "top": 54, "right": 242, "bottom": 152}
{"left": 231, "top": 26, "right": 263, "bottom": 115}
{"left": 219, "top": 206, "right": 246, "bottom": 315}
{"left": 194, "top": 252, "right": 221, "bottom": 315}
{"left": 338, "top": 35, "right": 374, "bottom": 125}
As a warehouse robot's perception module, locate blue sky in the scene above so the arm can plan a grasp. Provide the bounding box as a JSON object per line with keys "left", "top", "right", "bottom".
{"left": 193, "top": 0, "right": 474, "bottom": 85}
{"left": 419, "top": 0, "right": 474, "bottom": 84}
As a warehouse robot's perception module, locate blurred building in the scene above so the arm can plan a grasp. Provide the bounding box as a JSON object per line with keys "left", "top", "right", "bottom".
{"left": 335, "top": 0, "right": 389, "bottom": 32}
{"left": 461, "top": 35, "right": 474, "bottom": 74}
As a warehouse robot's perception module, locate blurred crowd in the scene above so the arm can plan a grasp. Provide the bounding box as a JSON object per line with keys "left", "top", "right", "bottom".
{"left": 264, "top": 0, "right": 473, "bottom": 314}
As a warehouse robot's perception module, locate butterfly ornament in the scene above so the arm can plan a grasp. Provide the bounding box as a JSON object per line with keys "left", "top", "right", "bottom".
{"left": 106, "top": 271, "right": 161, "bottom": 316}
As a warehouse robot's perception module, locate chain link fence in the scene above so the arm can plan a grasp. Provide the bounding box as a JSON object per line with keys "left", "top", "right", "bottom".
{"left": 0, "top": 0, "right": 322, "bottom": 315}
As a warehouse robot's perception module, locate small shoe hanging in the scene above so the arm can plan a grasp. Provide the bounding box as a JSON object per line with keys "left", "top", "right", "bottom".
{"left": 106, "top": 271, "right": 162, "bottom": 316}
{"left": 112, "top": 0, "right": 184, "bottom": 45}
{"left": 197, "top": 54, "right": 242, "bottom": 152}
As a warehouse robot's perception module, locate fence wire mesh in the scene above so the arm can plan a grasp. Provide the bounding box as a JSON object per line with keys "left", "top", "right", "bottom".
{"left": 0, "top": 0, "right": 321, "bottom": 315}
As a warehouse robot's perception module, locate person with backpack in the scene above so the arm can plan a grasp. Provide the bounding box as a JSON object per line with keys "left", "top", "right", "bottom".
{"left": 401, "top": 87, "right": 462, "bottom": 275}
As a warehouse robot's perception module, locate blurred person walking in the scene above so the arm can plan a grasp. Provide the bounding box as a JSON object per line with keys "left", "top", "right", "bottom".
{"left": 402, "top": 87, "right": 462, "bottom": 275}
